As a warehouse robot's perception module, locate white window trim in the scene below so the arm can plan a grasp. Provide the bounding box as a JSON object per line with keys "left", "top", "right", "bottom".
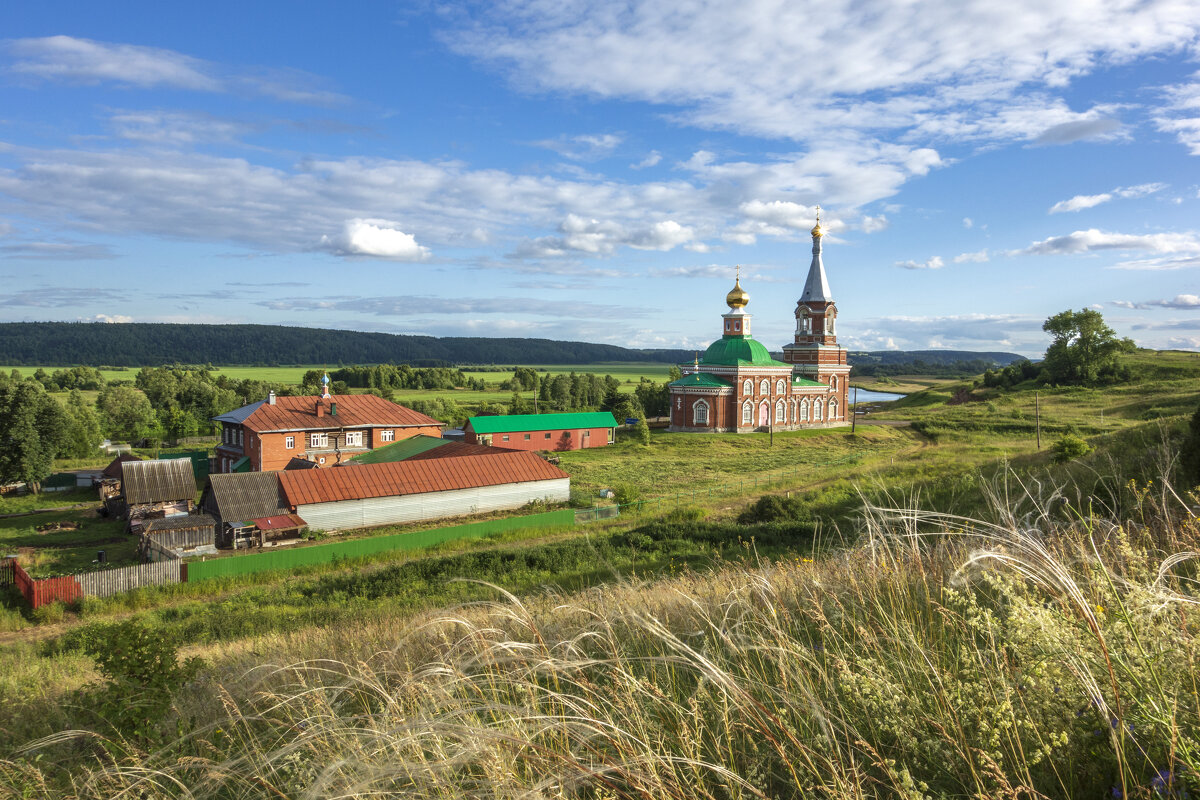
{"left": 693, "top": 399, "right": 710, "bottom": 426}
{"left": 776, "top": 379, "right": 786, "bottom": 394}
{"left": 285, "top": 436, "right": 294, "bottom": 450}
{"left": 814, "top": 399, "right": 823, "bottom": 421}
{"left": 310, "top": 432, "right": 328, "bottom": 448}
{"left": 380, "top": 429, "right": 395, "bottom": 442}
{"left": 760, "top": 379, "right": 769, "bottom": 395}
{"left": 742, "top": 401, "right": 752, "bottom": 424}
{"left": 800, "top": 399, "right": 809, "bottom": 421}
{"left": 775, "top": 400, "right": 785, "bottom": 423}
{"left": 345, "top": 431, "right": 363, "bottom": 447}
{"left": 743, "top": 379, "right": 752, "bottom": 394}
{"left": 829, "top": 399, "right": 838, "bottom": 419}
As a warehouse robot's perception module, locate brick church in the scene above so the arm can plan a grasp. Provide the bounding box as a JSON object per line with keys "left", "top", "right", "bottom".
{"left": 668, "top": 211, "right": 850, "bottom": 432}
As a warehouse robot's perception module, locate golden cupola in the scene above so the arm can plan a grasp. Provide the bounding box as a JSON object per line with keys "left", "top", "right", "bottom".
{"left": 725, "top": 269, "right": 750, "bottom": 309}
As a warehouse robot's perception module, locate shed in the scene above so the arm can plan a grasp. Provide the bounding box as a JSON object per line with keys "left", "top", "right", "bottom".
{"left": 464, "top": 412, "right": 618, "bottom": 452}
{"left": 200, "top": 472, "right": 291, "bottom": 548}
{"left": 278, "top": 450, "right": 570, "bottom": 532}
{"left": 141, "top": 514, "right": 218, "bottom": 560}
{"left": 120, "top": 458, "right": 198, "bottom": 533}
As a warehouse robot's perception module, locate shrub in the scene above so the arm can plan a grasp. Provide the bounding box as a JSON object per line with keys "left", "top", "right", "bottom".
{"left": 738, "top": 493, "right": 808, "bottom": 524}
{"left": 612, "top": 484, "right": 643, "bottom": 511}
{"left": 1051, "top": 433, "right": 1092, "bottom": 463}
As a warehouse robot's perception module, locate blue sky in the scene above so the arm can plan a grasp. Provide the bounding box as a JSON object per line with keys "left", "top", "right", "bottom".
{"left": 1, "top": 1, "right": 1199, "bottom": 358}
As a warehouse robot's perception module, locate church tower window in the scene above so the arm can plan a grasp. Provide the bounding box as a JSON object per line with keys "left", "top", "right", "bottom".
{"left": 830, "top": 375, "right": 838, "bottom": 391}
{"left": 693, "top": 399, "right": 709, "bottom": 426}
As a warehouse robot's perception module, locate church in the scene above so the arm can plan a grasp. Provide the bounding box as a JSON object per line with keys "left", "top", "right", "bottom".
{"left": 667, "top": 212, "right": 850, "bottom": 432}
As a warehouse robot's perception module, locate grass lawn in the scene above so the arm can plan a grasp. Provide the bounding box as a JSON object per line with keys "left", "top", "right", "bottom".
{"left": 0, "top": 506, "right": 134, "bottom": 577}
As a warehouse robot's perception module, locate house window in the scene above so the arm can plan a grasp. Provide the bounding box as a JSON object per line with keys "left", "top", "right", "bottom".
{"left": 545, "top": 432, "right": 551, "bottom": 439}
{"left": 776, "top": 379, "right": 786, "bottom": 394}
{"left": 800, "top": 399, "right": 809, "bottom": 421}
{"left": 742, "top": 401, "right": 752, "bottom": 425}
{"left": 237, "top": 429, "right": 243, "bottom": 446}
{"left": 742, "top": 379, "right": 752, "bottom": 394}
{"left": 345, "top": 431, "right": 363, "bottom": 447}
{"left": 380, "top": 429, "right": 395, "bottom": 442}
{"left": 524, "top": 433, "right": 531, "bottom": 440}
{"left": 318, "top": 457, "right": 325, "bottom": 464}
{"left": 775, "top": 400, "right": 785, "bottom": 423}
{"left": 814, "top": 399, "right": 823, "bottom": 421}
{"left": 584, "top": 430, "right": 590, "bottom": 437}
{"left": 760, "top": 379, "right": 769, "bottom": 395}
{"left": 502, "top": 435, "right": 510, "bottom": 442}
{"left": 310, "top": 433, "right": 327, "bottom": 448}
{"left": 693, "top": 399, "right": 710, "bottom": 426}
{"left": 285, "top": 436, "right": 294, "bottom": 450}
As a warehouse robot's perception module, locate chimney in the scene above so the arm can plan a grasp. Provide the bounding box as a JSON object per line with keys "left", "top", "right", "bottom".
{"left": 267, "top": 390, "right": 276, "bottom": 406}
{"left": 330, "top": 401, "right": 338, "bottom": 417}
{"left": 316, "top": 401, "right": 324, "bottom": 418}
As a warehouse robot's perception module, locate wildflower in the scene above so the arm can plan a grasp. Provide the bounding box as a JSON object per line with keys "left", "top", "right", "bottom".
{"left": 1095, "top": 604, "right": 1106, "bottom": 615}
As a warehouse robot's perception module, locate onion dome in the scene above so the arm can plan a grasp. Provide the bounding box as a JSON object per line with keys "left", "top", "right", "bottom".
{"left": 810, "top": 205, "right": 824, "bottom": 238}
{"left": 725, "top": 275, "right": 750, "bottom": 309}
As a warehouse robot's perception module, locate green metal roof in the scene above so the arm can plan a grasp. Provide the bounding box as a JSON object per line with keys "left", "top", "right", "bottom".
{"left": 791, "top": 377, "right": 825, "bottom": 387}
{"left": 702, "top": 335, "right": 789, "bottom": 367}
{"left": 231, "top": 456, "right": 251, "bottom": 473}
{"left": 467, "top": 411, "right": 618, "bottom": 434}
{"left": 669, "top": 371, "right": 732, "bottom": 389}
{"left": 349, "top": 434, "right": 449, "bottom": 464}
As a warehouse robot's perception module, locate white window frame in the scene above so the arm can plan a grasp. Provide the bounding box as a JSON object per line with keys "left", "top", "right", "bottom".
{"left": 693, "top": 399, "right": 710, "bottom": 426}
{"left": 285, "top": 436, "right": 294, "bottom": 450}
{"left": 310, "top": 432, "right": 328, "bottom": 448}
{"left": 775, "top": 400, "right": 785, "bottom": 423}
{"left": 829, "top": 398, "right": 838, "bottom": 419}
{"left": 760, "top": 379, "right": 769, "bottom": 395}
{"left": 742, "top": 379, "right": 752, "bottom": 394}
{"left": 800, "top": 399, "right": 809, "bottom": 421}
{"left": 814, "top": 399, "right": 823, "bottom": 421}
{"left": 380, "top": 429, "right": 395, "bottom": 442}
{"left": 345, "top": 431, "right": 363, "bottom": 447}
{"left": 776, "top": 379, "right": 786, "bottom": 394}
{"left": 742, "top": 401, "right": 753, "bottom": 425}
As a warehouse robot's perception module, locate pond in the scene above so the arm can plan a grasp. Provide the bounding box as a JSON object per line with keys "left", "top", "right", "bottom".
{"left": 850, "top": 388, "right": 906, "bottom": 405}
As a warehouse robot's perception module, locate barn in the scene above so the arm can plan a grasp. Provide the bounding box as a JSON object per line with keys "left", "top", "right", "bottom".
{"left": 120, "top": 458, "right": 198, "bottom": 534}
{"left": 277, "top": 450, "right": 570, "bottom": 532}
{"left": 464, "top": 412, "right": 618, "bottom": 452}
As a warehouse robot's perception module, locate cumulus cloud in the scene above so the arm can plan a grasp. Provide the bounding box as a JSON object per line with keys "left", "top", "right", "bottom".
{"left": 953, "top": 249, "right": 989, "bottom": 263}
{"left": 84, "top": 313, "right": 134, "bottom": 323}
{"left": 1154, "top": 74, "right": 1200, "bottom": 154}
{"left": 630, "top": 151, "right": 662, "bottom": 169}
{"left": 895, "top": 256, "right": 945, "bottom": 270}
{"left": 319, "top": 219, "right": 430, "bottom": 260}
{"left": 512, "top": 214, "right": 693, "bottom": 257}
{"left": 860, "top": 214, "right": 888, "bottom": 233}
{"left": 1049, "top": 182, "right": 1167, "bottom": 213}
{"left": 4, "top": 35, "right": 343, "bottom": 104}
{"left": 1015, "top": 229, "right": 1200, "bottom": 256}
{"left": 848, "top": 313, "right": 1041, "bottom": 352}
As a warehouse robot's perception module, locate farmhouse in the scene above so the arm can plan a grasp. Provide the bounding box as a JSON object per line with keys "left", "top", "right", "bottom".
{"left": 668, "top": 212, "right": 850, "bottom": 432}
{"left": 120, "top": 458, "right": 198, "bottom": 534}
{"left": 212, "top": 391, "right": 443, "bottom": 473}
{"left": 464, "top": 412, "right": 618, "bottom": 451}
{"left": 277, "top": 450, "right": 570, "bottom": 532}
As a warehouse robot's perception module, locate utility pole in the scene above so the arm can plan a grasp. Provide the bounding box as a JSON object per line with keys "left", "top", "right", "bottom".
{"left": 851, "top": 387, "right": 857, "bottom": 434}
{"left": 1035, "top": 391, "right": 1041, "bottom": 450}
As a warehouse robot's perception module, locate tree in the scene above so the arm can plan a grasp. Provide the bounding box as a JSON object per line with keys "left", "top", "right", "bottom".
{"left": 635, "top": 415, "right": 651, "bottom": 446}
{"left": 97, "top": 385, "right": 155, "bottom": 442}
{"left": 60, "top": 389, "right": 104, "bottom": 459}
{"left": 1041, "top": 309, "right": 1135, "bottom": 386}
{"left": 0, "top": 381, "right": 68, "bottom": 492}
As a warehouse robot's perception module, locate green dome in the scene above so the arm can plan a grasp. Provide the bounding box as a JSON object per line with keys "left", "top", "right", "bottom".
{"left": 701, "top": 335, "right": 786, "bottom": 367}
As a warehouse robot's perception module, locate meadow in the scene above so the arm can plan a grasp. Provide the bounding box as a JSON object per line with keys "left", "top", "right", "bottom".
{"left": 1, "top": 349, "right": 1198, "bottom": 797}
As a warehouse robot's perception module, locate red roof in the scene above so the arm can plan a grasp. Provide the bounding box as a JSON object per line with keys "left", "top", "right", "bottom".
{"left": 252, "top": 514, "right": 308, "bottom": 530}
{"left": 241, "top": 394, "right": 442, "bottom": 433}
{"left": 278, "top": 451, "right": 569, "bottom": 506}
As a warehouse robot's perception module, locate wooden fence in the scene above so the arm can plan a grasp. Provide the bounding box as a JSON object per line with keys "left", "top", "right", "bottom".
{"left": 2, "top": 557, "right": 183, "bottom": 609}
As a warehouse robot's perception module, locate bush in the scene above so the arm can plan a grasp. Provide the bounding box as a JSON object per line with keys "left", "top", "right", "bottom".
{"left": 612, "top": 484, "right": 643, "bottom": 511}
{"left": 738, "top": 493, "right": 808, "bottom": 524}
{"left": 1051, "top": 433, "right": 1092, "bottom": 464}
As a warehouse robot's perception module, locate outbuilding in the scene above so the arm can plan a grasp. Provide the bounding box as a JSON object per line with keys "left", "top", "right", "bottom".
{"left": 141, "top": 514, "right": 218, "bottom": 560}
{"left": 120, "top": 458, "right": 198, "bottom": 534}
{"left": 200, "top": 472, "right": 303, "bottom": 549}
{"left": 464, "top": 412, "right": 618, "bottom": 452}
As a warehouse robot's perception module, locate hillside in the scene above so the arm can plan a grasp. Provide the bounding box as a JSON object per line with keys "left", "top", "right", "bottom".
{"left": 0, "top": 322, "right": 693, "bottom": 367}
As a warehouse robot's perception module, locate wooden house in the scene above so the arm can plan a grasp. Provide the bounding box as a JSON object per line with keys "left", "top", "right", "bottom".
{"left": 200, "top": 472, "right": 307, "bottom": 549}
{"left": 120, "top": 458, "right": 197, "bottom": 535}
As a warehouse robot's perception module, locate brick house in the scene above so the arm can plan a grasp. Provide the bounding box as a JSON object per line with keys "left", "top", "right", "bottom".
{"left": 464, "top": 412, "right": 618, "bottom": 452}
{"left": 212, "top": 392, "right": 443, "bottom": 473}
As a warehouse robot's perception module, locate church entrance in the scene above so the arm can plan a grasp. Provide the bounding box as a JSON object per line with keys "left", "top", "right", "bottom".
{"left": 758, "top": 401, "right": 769, "bottom": 427}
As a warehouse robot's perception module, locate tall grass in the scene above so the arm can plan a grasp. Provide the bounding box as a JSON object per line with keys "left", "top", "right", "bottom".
{"left": 5, "top": 469, "right": 1197, "bottom": 799}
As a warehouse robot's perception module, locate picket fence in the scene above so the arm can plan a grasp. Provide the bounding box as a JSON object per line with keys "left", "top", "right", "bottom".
{"left": 2, "top": 557, "right": 184, "bottom": 609}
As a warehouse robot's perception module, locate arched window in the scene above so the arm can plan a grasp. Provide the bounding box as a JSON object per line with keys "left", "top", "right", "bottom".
{"left": 742, "top": 401, "right": 753, "bottom": 425}
{"left": 776, "top": 379, "right": 786, "bottom": 394}
{"left": 814, "top": 399, "right": 823, "bottom": 421}
{"left": 760, "top": 379, "right": 769, "bottom": 395}
{"left": 830, "top": 375, "right": 838, "bottom": 391}
{"left": 775, "top": 400, "right": 785, "bottom": 423}
{"left": 828, "top": 314, "right": 836, "bottom": 335}
{"left": 743, "top": 379, "right": 752, "bottom": 394}
{"left": 828, "top": 398, "right": 838, "bottom": 420}
{"left": 799, "top": 399, "right": 809, "bottom": 421}
{"left": 799, "top": 310, "right": 811, "bottom": 334}
{"left": 693, "top": 399, "right": 710, "bottom": 426}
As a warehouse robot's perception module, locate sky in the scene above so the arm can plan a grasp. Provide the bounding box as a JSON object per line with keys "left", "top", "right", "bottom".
{"left": 1, "top": 1, "right": 1199, "bottom": 359}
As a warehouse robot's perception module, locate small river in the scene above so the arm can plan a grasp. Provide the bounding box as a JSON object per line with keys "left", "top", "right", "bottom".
{"left": 849, "top": 388, "right": 906, "bottom": 405}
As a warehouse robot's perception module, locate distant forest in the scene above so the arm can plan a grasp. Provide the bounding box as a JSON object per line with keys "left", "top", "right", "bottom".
{"left": 846, "top": 349, "right": 1027, "bottom": 377}
{"left": 0, "top": 323, "right": 694, "bottom": 367}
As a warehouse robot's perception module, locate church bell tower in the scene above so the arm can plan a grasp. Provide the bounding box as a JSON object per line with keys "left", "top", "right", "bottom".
{"left": 782, "top": 208, "right": 850, "bottom": 390}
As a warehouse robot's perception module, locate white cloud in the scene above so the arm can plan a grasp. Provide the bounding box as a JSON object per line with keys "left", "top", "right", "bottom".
{"left": 962, "top": 217, "right": 973, "bottom": 228}
{"left": 1112, "top": 294, "right": 1200, "bottom": 309}
{"left": 1109, "top": 254, "right": 1200, "bottom": 270}
{"left": 895, "top": 256, "right": 944, "bottom": 270}
{"left": 631, "top": 151, "right": 662, "bottom": 169}
{"left": 1049, "top": 182, "right": 1167, "bottom": 213}
{"left": 860, "top": 214, "right": 888, "bottom": 233}
{"left": 531, "top": 133, "right": 623, "bottom": 161}
{"left": 319, "top": 219, "right": 430, "bottom": 260}
{"left": 1016, "top": 229, "right": 1200, "bottom": 255}
{"left": 1154, "top": 73, "right": 1200, "bottom": 154}
{"left": 513, "top": 214, "right": 693, "bottom": 256}
{"left": 953, "top": 249, "right": 989, "bottom": 263}
{"left": 85, "top": 313, "right": 134, "bottom": 323}
{"left": 4, "top": 35, "right": 343, "bottom": 104}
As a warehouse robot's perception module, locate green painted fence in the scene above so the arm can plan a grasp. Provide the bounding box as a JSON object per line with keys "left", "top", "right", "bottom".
{"left": 185, "top": 509, "right": 576, "bottom": 582}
